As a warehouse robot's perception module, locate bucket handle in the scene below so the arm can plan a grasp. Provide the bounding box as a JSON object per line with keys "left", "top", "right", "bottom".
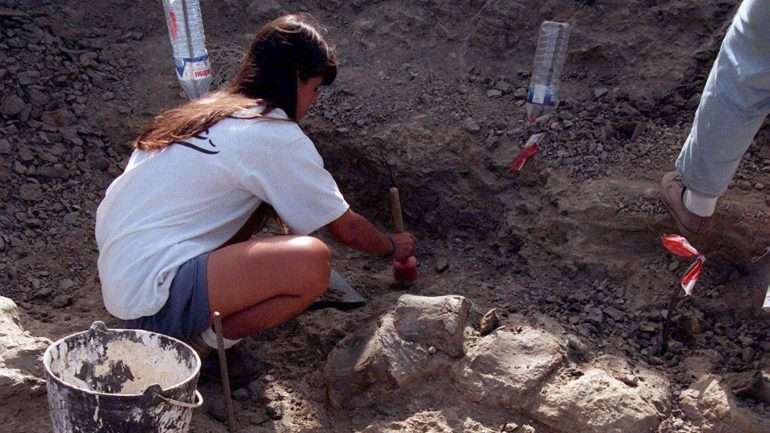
{"left": 144, "top": 384, "right": 204, "bottom": 409}
{"left": 157, "top": 390, "right": 204, "bottom": 409}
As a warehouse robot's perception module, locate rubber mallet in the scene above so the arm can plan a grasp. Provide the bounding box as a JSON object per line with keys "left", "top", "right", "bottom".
{"left": 389, "top": 187, "right": 418, "bottom": 284}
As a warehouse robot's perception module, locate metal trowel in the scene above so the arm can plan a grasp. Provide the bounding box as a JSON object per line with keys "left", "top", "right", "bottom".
{"left": 309, "top": 269, "right": 367, "bottom": 311}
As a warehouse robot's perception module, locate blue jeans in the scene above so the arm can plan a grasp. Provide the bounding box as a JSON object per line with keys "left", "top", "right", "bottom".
{"left": 676, "top": 0, "right": 770, "bottom": 197}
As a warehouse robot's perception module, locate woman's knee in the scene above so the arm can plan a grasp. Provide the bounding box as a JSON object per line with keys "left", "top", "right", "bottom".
{"left": 291, "top": 235, "right": 330, "bottom": 261}
{"left": 293, "top": 236, "right": 330, "bottom": 293}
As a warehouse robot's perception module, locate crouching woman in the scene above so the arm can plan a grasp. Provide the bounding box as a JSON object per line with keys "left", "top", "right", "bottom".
{"left": 95, "top": 14, "right": 416, "bottom": 360}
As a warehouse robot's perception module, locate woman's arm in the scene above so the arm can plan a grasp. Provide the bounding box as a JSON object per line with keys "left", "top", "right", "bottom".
{"left": 327, "top": 209, "right": 415, "bottom": 260}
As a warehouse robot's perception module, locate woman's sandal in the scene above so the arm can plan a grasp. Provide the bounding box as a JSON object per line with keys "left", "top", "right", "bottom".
{"left": 199, "top": 344, "right": 269, "bottom": 389}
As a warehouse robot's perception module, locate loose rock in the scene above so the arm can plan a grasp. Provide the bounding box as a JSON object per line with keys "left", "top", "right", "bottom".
{"left": 0, "top": 138, "right": 11, "bottom": 154}
{"left": 463, "top": 117, "right": 481, "bottom": 133}
{"left": 232, "top": 388, "right": 250, "bottom": 402}
{"left": 593, "top": 87, "right": 609, "bottom": 99}
{"left": 680, "top": 375, "right": 770, "bottom": 433}
{"left": 1, "top": 94, "right": 27, "bottom": 116}
{"left": 27, "top": 88, "right": 49, "bottom": 107}
{"left": 435, "top": 256, "right": 450, "bottom": 273}
{"left": 19, "top": 183, "right": 43, "bottom": 201}
{"left": 479, "top": 308, "right": 499, "bottom": 336}
{"left": 265, "top": 401, "right": 284, "bottom": 420}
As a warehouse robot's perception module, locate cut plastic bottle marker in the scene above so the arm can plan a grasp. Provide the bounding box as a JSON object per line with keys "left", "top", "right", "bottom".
{"left": 161, "top": 0, "right": 213, "bottom": 99}
{"left": 525, "top": 21, "right": 571, "bottom": 124}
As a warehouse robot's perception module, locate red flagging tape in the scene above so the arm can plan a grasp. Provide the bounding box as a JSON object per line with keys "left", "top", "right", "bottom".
{"left": 661, "top": 234, "right": 705, "bottom": 295}
{"left": 510, "top": 143, "right": 539, "bottom": 173}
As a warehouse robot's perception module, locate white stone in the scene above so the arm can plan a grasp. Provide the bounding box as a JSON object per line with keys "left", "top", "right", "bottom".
{"left": 452, "top": 327, "right": 565, "bottom": 410}
{"left": 680, "top": 375, "right": 770, "bottom": 433}
{"left": 325, "top": 295, "right": 470, "bottom": 408}
{"left": 0, "top": 296, "right": 51, "bottom": 402}
{"left": 394, "top": 294, "right": 470, "bottom": 357}
{"left": 532, "top": 355, "right": 670, "bottom": 433}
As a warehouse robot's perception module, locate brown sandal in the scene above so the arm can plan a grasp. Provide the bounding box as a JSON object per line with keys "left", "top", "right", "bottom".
{"left": 199, "top": 344, "right": 268, "bottom": 389}
{"left": 183, "top": 334, "right": 214, "bottom": 360}
{"left": 659, "top": 171, "right": 713, "bottom": 241}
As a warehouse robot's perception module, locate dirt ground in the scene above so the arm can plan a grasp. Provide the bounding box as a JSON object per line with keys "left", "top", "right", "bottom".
{"left": 2, "top": 0, "right": 770, "bottom": 432}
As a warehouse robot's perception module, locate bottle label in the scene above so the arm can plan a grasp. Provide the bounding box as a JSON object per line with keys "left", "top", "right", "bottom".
{"left": 532, "top": 84, "right": 547, "bottom": 104}
{"left": 527, "top": 85, "right": 559, "bottom": 107}
{"left": 174, "top": 54, "right": 211, "bottom": 80}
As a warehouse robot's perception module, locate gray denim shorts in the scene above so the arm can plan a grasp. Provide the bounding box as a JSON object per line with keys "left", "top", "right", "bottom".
{"left": 124, "top": 253, "right": 211, "bottom": 339}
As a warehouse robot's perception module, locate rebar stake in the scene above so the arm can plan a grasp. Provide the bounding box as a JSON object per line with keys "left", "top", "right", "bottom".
{"left": 213, "top": 311, "right": 236, "bottom": 431}
{"left": 658, "top": 284, "right": 681, "bottom": 355}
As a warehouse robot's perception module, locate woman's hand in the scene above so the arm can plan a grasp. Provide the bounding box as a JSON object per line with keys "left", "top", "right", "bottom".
{"left": 389, "top": 231, "right": 416, "bottom": 262}
{"left": 327, "top": 209, "right": 417, "bottom": 259}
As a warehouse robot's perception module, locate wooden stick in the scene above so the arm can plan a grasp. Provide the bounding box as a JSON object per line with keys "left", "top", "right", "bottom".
{"left": 390, "top": 187, "right": 404, "bottom": 233}
{"left": 213, "top": 312, "right": 236, "bottom": 431}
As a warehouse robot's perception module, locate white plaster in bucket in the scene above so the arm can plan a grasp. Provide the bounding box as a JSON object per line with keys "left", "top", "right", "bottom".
{"left": 49, "top": 331, "right": 194, "bottom": 394}
{"left": 44, "top": 323, "right": 201, "bottom": 433}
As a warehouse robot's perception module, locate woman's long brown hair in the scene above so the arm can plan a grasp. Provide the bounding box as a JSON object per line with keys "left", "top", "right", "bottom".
{"left": 135, "top": 14, "right": 337, "bottom": 151}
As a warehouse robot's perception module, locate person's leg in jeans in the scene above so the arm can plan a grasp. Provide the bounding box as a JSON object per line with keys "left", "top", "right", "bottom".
{"left": 672, "top": 0, "right": 770, "bottom": 219}
{"left": 663, "top": 0, "right": 770, "bottom": 313}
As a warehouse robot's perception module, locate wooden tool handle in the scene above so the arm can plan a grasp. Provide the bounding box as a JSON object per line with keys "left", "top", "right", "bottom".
{"left": 390, "top": 187, "right": 404, "bottom": 233}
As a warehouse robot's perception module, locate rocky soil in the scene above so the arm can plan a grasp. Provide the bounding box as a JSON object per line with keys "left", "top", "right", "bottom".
{"left": 2, "top": 1, "right": 770, "bottom": 432}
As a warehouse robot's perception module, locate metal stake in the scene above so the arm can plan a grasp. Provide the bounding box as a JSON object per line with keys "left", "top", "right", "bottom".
{"left": 213, "top": 311, "right": 236, "bottom": 431}
{"left": 658, "top": 284, "right": 681, "bottom": 355}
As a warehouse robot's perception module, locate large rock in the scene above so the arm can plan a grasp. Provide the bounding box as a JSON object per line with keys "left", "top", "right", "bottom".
{"left": 532, "top": 355, "right": 670, "bottom": 433}
{"left": 452, "top": 326, "right": 566, "bottom": 411}
{"left": 0, "top": 296, "right": 51, "bottom": 401}
{"left": 393, "top": 294, "right": 469, "bottom": 357}
{"left": 324, "top": 295, "right": 470, "bottom": 408}
{"left": 680, "top": 375, "right": 770, "bottom": 433}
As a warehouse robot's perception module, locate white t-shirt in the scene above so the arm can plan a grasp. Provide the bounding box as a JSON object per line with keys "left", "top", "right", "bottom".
{"left": 95, "top": 108, "right": 349, "bottom": 320}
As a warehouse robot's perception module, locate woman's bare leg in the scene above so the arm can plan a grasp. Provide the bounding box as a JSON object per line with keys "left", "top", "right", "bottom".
{"left": 207, "top": 235, "right": 330, "bottom": 339}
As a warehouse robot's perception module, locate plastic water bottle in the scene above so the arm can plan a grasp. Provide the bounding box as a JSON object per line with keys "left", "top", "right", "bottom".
{"left": 526, "top": 21, "right": 571, "bottom": 123}
{"left": 161, "top": 0, "right": 213, "bottom": 99}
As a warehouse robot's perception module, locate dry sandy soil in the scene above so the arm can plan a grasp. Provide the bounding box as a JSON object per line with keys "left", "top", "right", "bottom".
{"left": 1, "top": 0, "right": 770, "bottom": 432}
